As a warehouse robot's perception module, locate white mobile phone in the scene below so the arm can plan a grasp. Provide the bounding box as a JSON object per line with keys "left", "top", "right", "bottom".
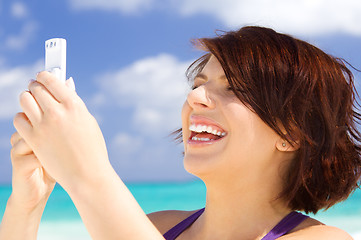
{"left": 45, "top": 38, "right": 66, "bottom": 82}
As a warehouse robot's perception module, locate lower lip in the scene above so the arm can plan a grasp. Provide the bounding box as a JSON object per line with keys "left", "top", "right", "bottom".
{"left": 187, "top": 136, "right": 225, "bottom": 147}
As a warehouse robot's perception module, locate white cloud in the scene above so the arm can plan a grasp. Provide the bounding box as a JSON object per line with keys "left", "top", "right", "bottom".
{"left": 0, "top": 60, "right": 43, "bottom": 119}
{"left": 0, "top": 2, "right": 37, "bottom": 51}
{"left": 111, "top": 132, "right": 144, "bottom": 157}
{"left": 108, "top": 131, "right": 186, "bottom": 181}
{"left": 175, "top": 0, "right": 361, "bottom": 36}
{"left": 67, "top": 0, "right": 361, "bottom": 36}
{"left": 93, "top": 53, "right": 191, "bottom": 136}
{"left": 68, "top": 0, "right": 155, "bottom": 15}
{"left": 90, "top": 55, "right": 191, "bottom": 181}
{"left": 5, "top": 21, "right": 38, "bottom": 50}
{"left": 11, "top": 2, "right": 28, "bottom": 19}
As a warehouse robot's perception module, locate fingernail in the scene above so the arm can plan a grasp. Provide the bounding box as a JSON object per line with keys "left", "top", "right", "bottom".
{"left": 67, "top": 77, "right": 76, "bottom": 91}
{"left": 28, "top": 79, "right": 36, "bottom": 84}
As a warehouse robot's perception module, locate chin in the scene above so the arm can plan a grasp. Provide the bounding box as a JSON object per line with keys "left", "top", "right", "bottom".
{"left": 183, "top": 153, "right": 220, "bottom": 180}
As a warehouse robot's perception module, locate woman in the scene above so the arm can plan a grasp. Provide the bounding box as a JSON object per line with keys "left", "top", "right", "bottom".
{"left": 0, "top": 26, "right": 360, "bottom": 239}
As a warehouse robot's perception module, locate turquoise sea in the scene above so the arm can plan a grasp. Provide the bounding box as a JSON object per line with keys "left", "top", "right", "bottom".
{"left": 0, "top": 180, "right": 360, "bottom": 239}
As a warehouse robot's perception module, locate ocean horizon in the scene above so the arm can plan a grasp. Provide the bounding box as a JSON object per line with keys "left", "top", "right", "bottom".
{"left": 0, "top": 180, "right": 360, "bottom": 239}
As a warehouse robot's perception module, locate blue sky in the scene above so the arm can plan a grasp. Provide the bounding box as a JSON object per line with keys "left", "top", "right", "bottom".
{"left": 0, "top": 0, "right": 360, "bottom": 183}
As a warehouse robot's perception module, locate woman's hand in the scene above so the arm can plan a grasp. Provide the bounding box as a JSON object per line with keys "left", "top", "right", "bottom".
{"left": 11, "top": 72, "right": 164, "bottom": 239}
{"left": 9, "top": 132, "right": 55, "bottom": 210}
{"left": 0, "top": 132, "right": 55, "bottom": 240}
{"left": 13, "top": 72, "right": 111, "bottom": 192}
{"left": 0, "top": 75, "right": 76, "bottom": 239}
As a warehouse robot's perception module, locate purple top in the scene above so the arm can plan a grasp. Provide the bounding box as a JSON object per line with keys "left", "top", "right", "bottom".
{"left": 163, "top": 208, "right": 308, "bottom": 240}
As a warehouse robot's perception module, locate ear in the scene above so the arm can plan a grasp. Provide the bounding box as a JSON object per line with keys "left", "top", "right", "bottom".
{"left": 275, "top": 137, "right": 300, "bottom": 152}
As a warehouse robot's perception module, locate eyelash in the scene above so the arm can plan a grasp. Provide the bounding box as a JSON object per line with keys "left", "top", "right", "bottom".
{"left": 191, "top": 85, "right": 236, "bottom": 91}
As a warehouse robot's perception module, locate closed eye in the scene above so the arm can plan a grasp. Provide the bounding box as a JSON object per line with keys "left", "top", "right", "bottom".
{"left": 191, "top": 85, "right": 199, "bottom": 90}
{"left": 192, "top": 79, "right": 207, "bottom": 90}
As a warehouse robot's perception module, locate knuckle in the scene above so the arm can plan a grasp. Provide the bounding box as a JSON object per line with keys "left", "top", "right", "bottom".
{"left": 13, "top": 112, "right": 23, "bottom": 126}
{"left": 37, "top": 71, "right": 54, "bottom": 86}
{"left": 10, "top": 132, "right": 19, "bottom": 146}
{"left": 27, "top": 79, "right": 36, "bottom": 90}
{"left": 46, "top": 107, "right": 58, "bottom": 117}
{"left": 28, "top": 81, "right": 42, "bottom": 94}
{"left": 42, "top": 76, "right": 51, "bottom": 87}
{"left": 37, "top": 71, "right": 49, "bottom": 80}
{"left": 64, "top": 97, "right": 79, "bottom": 109}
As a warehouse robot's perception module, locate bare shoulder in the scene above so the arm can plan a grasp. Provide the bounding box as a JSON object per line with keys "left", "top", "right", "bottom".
{"left": 283, "top": 217, "right": 353, "bottom": 240}
{"left": 147, "top": 209, "right": 199, "bottom": 235}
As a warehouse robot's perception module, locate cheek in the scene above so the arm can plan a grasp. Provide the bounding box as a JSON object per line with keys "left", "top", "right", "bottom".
{"left": 227, "top": 106, "right": 279, "bottom": 166}
{"left": 226, "top": 102, "right": 254, "bottom": 134}
{"left": 224, "top": 104, "right": 261, "bottom": 158}
{"left": 181, "top": 101, "right": 190, "bottom": 145}
{"left": 181, "top": 101, "right": 188, "bottom": 120}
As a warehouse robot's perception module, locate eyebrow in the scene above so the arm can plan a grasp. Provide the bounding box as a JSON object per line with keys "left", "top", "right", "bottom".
{"left": 194, "top": 73, "right": 207, "bottom": 80}
{"left": 194, "top": 73, "right": 227, "bottom": 80}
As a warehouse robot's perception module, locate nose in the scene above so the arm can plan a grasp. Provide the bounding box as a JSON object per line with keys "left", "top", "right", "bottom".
{"left": 187, "top": 85, "right": 215, "bottom": 110}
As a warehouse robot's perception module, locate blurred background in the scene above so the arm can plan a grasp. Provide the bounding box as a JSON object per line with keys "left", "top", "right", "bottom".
{"left": 0, "top": 0, "right": 360, "bottom": 239}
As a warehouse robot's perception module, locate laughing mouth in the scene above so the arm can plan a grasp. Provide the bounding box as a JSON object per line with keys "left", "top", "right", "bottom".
{"left": 188, "top": 124, "right": 227, "bottom": 142}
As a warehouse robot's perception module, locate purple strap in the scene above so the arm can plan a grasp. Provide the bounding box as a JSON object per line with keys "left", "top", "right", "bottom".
{"left": 163, "top": 208, "right": 204, "bottom": 240}
{"left": 261, "top": 211, "right": 308, "bottom": 240}
{"left": 163, "top": 209, "right": 308, "bottom": 240}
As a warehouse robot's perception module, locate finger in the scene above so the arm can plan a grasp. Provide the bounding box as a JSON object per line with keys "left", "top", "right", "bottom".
{"left": 36, "top": 71, "right": 74, "bottom": 103}
{"left": 19, "top": 90, "right": 43, "bottom": 125}
{"left": 28, "top": 81, "right": 60, "bottom": 113}
{"left": 10, "top": 132, "right": 22, "bottom": 147}
{"left": 11, "top": 138, "right": 33, "bottom": 156}
{"left": 11, "top": 153, "right": 41, "bottom": 174}
{"left": 13, "top": 112, "right": 33, "bottom": 142}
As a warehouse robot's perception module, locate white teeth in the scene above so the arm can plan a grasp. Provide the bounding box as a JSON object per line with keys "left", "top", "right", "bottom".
{"left": 191, "top": 137, "right": 213, "bottom": 141}
{"left": 206, "top": 126, "right": 212, "bottom": 133}
{"left": 195, "top": 125, "right": 203, "bottom": 133}
{"left": 189, "top": 124, "right": 227, "bottom": 137}
{"left": 201, "top": 125, "right": 207, "bottom": 132}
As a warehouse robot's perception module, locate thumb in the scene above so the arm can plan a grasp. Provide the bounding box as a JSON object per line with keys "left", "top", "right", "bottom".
{"left": 65, "top": 77, "right": 76, "bottom": 91}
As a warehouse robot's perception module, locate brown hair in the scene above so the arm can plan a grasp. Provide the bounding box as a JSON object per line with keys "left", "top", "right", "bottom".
{"left": 184, "top": 26, "right": 361, "bottom": 214}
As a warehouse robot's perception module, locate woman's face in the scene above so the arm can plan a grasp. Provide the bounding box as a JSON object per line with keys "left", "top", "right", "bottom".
{"left": 181, "top": 56, "right": 283, "bottom": 181}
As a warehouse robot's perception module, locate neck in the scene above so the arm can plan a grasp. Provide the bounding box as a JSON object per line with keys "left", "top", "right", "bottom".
{"left": 189, "top": 173, "right": 292, "bottom": 240}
